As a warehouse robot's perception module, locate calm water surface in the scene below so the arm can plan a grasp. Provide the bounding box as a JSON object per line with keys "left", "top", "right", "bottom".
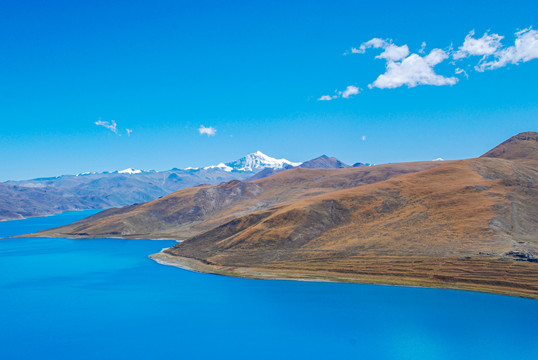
{"left": 1, "top": 211, "right": 536, "bottom": 359}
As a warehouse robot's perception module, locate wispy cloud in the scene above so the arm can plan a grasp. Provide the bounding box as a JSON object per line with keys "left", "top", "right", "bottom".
{"left": 198, "top": 125, "right": 217, "bottom": 136}
{"left": 95, "top": 119, "right": 118, "bottom": 134}
{"left": 95, "top": 119, "right": 133, "bottom": 137}
{"left": 419, "top": 42, "right": 427, "bottom": 54}
{"left": 474, "top": 28, "right": 538, "bottom": 71}
{"left": 453, "top": 30, "right": 504, "bottom": 60}
{"left": 455, "top": 68, "right": 469, "bottom": 79}
{"left": 318, "top": 85, "right": 360, "bottom": 101}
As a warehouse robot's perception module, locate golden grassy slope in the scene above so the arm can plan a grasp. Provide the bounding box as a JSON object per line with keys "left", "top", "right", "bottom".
{"left": 30, "top": 161, "right": 439, "bottom": 239}
{"left": 163, "top": 157, "right": 538, "bottom": 298}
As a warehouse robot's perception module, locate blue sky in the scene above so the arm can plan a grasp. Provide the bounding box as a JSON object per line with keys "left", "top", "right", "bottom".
{"left": 1, "top": 0, "right": 537, "bottom": 180}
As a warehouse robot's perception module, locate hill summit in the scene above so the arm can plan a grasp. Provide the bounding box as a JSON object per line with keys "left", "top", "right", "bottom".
{"left": 481, "top": 131, "right": 537, "bottom": 165}
{"left": 299, "top": 155, "right": 350, "bottom": 169}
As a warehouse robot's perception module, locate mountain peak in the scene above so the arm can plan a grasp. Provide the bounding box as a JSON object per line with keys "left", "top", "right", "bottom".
{"left": 118, "top": 168, "right": 143, "bottom": 174}
{"left": 203, "top": 163, "right": 233, "bottom": 172}
{"left": 300, "top": 155, "right": 349, "bottom": 169}
{"left": 481, "top": 131, "right": 538, "bottom": 164}
{"left": 225, "top": 151, "right": 302, "bottom": 172}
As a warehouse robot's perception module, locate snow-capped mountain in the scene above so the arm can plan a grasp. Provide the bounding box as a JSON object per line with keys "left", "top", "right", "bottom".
{"left": 117, "top": 168, "right": 143, "bottom": 174}
{"left": 34, "top": 152, "right": 302, "bottom": 181}
{"left": 76, "top": 171, "right": 97, "bottom": 177}
{"left": 222, "top": 151, "right": 302, "bottom": 172}
{"left": 203, "top": 163, "right": 233, "bottom": 172}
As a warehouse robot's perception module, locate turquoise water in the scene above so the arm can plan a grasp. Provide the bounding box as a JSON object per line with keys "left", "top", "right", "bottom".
{"left": 1, "top": 211, "right": 536, "bottom": 360}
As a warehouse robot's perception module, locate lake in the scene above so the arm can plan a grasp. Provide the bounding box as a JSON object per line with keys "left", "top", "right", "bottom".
{"left": 1, "top": 211, "right": 536, "bottom": 359}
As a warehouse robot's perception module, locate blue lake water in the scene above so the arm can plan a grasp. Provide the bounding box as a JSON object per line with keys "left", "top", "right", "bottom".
{"left": 1, "top": 211, "right": 536, "bottom": 360}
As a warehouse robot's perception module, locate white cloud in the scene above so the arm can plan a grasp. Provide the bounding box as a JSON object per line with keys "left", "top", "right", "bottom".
{"left": 360, "top": 38, "right": 387, "bottom": 51}
{"left": 331, "top": 27, "right": 536, "bottom": 96}
{"left": 351, "top": 38, "right": 409, "bottom": 60}
{"left": 453, "top": 30, "right": 504, "bottom": 60}
{"left": 370, "top": 48, "right": 458, "bottom": 89}
{"left": 476, "top": 27, "right": 538, "bottom": 71}
{"left": 353, "top": 37, "right": 457, "bottom": 89}
{"left": 455, "top": 67, "right": 469, "bottom": 78}
{"left": 95, "top": 119, "right": 118, "bottom": 134}
{"left": 347, "top": 38, "right": 387, "bottom": 55}
{"left": 376, "top": 44, "right": 409, "bottom": 61}
{"left": 361, "top": 135, "right": 366, "bottom": 141}
{"left": 419, "top": 42, "right": 427, "bottom": 54}
{"left": 198, "top": 125, "right": 217, "bottom": 136}
{"left": 318, "top": 85, "right": 359, "bottom": 101}
{"left": 126, "top": 128, "right": 133, "bottom": 136}
{"left": 340, "top": 85, "right": 360, "bottom": 98}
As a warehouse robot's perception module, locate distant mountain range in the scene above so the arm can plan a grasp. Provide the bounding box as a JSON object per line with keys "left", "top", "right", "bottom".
{"left": 244, "top": 154, "right": 372, "bottom": 181}
{"left": 27, "top": 132, "right": 538, "bottom": 298}
{"left": 0, "top": 151, "right": 363, "bottom": 221}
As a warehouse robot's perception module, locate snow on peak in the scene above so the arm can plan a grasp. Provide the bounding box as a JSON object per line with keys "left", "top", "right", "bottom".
{"left": 118, "top": 168, "right": 143, "bottom": 174}
{"left": 203, "top": 162, "right": 233, "bottom": 172}
{"left": 433, "top": 158, "right": 445, "bottom": 161}
{"left": 225, "top": 151, "right": 302, "bottom": 172}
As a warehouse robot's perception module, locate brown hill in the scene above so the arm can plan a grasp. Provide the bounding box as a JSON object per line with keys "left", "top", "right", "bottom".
{"left": 160, "top": 157, "right": 538, "bottom": 298}
{"left": 481, "top": 131, "right": 537, "bottom": 166}
{"left": 30, "top": 161, "right": 439, "bottom": 239}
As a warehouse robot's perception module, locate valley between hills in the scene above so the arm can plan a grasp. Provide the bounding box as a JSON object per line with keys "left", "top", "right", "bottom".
{"left": 21, "top": 132, "right": 538, "bottom": 298}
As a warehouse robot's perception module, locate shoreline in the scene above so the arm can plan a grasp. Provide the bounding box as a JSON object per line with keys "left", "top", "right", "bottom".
{"left": 149, "top": 251, "right": 538, "bottom": 300}
{"left": 0, "top": 208, "right": 105, "bottom": 223}
{"left": 7, "top": 233, "right": 184, "bottom": 241}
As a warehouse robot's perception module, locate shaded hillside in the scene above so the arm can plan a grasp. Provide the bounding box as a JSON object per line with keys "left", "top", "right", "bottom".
{"left": 0, "top": 168, "right": 253, "bottom": 221}
{"left": 161, "top": 157, "right": 538, "bottom": 298}
{"left": 0, "top": 183, "right": 104, "bottom": 220}
{"left": 481, "top": 131, "right": 537, "bottom": 165}
{"left": 28, "top": 161, "right": 440, "bottom": 239}
{"left": 243, "top": 164, "right": 294, "bottom": 182}
{"left": 244, "top": 155, "right": 354, "bottom": 181}
{"left": 299, "top": 155, "right": 350, "bottom": 169}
